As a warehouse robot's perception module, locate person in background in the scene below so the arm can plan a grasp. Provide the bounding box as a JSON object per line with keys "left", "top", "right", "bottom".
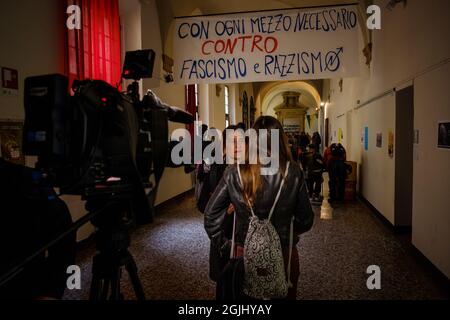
{"left": 196, "top": 125, "right": 243, "bottom": 298}
{"left": 312, "top": 132, "right": 322, "bottom": 153}
{"left": 236, "top": 122, "right": 247, "bottom": 131}
{"left": 194, "top": 124, "right": 211, "bottom": 203}
{"left": 299, "top": 132, "right": 310, "bottom": 152}
{"left": 205, "top": 116, "right": 314, "bottom": 300}
{"left": 305, "top": 144, "right": 324, "bottom": 201}
{"left": 323, "top": 143, "right": 347, "bottom": 202}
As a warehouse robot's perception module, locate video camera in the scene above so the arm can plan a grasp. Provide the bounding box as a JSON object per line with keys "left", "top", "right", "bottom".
{"left": 13, "top": 49, "right": 195, "bottom": 300}
{"left": 22, "top": 50, "right": 194, "bottom": 225}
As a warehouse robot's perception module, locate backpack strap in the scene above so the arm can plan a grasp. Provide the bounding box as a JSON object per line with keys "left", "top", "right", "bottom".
{"left": 236, "top": 164, "right": 256, "bottom": 218}
{"left": 268, "top": 162, "right": 290, "bottom": 221}
{"left": 287, "top": 216, "right": 294, "bottom": 288}
{"left": 230, "top": 211, "right": 237, "bottom": 259}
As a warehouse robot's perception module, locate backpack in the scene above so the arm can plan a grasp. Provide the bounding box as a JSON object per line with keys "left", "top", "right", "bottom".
{"left": 237, "top": 163, "right": 294, "bottom": 299}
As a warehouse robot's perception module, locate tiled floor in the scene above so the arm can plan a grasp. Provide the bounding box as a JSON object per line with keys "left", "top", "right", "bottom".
{"left": 64, "top": 191, "right": 449, "bottom": 300}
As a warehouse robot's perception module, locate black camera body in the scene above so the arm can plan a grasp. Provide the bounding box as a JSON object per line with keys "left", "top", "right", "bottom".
{"left": 23, "top": 73, "right": 193, "bottom": 225}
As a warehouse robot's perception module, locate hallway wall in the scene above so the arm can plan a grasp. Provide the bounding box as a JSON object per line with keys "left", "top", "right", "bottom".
{"left": 325, "top": 0, "right": 450, "bottom": 277}
{"left": 0, "top": 0, "right": 65, "bottom": 121}
{"left": 413, "top": 63, "right": 450, "bottom": 278}
{"left": 208, "top": 85, "right": 226, "bottom": 132}
{"left": 152, "top": 82, "right": 195, "bottom": 205}
{"left": 132, "top": 0, "right": 194, "bottom": 205}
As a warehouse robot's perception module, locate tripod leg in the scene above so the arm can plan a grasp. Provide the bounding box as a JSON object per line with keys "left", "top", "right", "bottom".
{"left": 101, "top": 279, "right": 110, "bottom": 300}
{"left": 90, "top": 255, "right": 102, "bottom": 300}
{"left": 125, "top": 257, "right": 146, "bottom": 300}
{"left": 89, "top": 275, "right": 100, "bottom": 300}
{"left": 109, "top": 267, "right": 122, "bottom": 300}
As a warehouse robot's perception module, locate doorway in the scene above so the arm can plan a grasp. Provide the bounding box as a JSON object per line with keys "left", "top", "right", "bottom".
{"left": 395, "top": 86, "right": 414, "bottom": 228}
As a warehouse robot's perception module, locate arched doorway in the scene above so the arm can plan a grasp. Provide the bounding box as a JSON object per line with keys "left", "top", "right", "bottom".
{"left": 260, "top": 81, "right": 322, "bottom": 135}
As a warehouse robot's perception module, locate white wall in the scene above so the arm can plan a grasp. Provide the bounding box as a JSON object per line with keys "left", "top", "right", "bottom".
{"left": 208, "top": 85, "right": 226, "bottom": 131}
{"left": 152, "top": 82, "right": 194, "bottom": 205}
{"left": 413, "top": 63, "right": 450, "bottom": 278}
{"left": 0, "top": 0, "right": 97, "bottom": 241}
{"left": 124, "top": 0, "right": 193, "bottom": 205}
{"left": 119, "top": 0, "right": 143, "bottom": 96}
{"left": 325, "top": 0, "right": 450, "bottom": 277}
{"left": 141, "top": 0, "right": 162, "bottom": 89}
{"left": 198, "top": 83, "right": 210, "bottom": 125}
{"left": 356, "top": 94, "right": 396, "bottom": 224}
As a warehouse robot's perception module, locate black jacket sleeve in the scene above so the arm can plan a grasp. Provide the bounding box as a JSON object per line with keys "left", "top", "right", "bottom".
{"left": 204, "top": 174, "right": 231, "bottom": 239}
{"left": 294, "top": 173, "right": 315, "bottom": 235}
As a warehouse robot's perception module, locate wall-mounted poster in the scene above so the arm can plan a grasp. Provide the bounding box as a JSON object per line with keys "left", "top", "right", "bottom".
{"left": 338, "top": 128, "right": 343, "bottom": 143}
{"left": 283, "top": 118, "right": 301, "bottom": 133}
{"left": 438, "top": 121, "right": 450, "bottom": 149}
{"left": 388, "top": 130, "right": 394, "bottom": 158}
{"left": 413, "top": 129, "right": 419, "bottom": 144}
{"left": 364, "top": 126, "right": 369, "bottom": 151}
{"left": 376, "top": 132, "right": 382, "bottom": 148}
{"left": 0, "top": 120, "right": 24, "bottom": 165}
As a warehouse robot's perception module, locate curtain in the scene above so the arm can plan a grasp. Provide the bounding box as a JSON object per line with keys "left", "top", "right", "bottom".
{"left": 185, "top": 85, "right": 197, "bottom": 140}
{"left": 66, "top": 0, "right": 122, "bottom": 89}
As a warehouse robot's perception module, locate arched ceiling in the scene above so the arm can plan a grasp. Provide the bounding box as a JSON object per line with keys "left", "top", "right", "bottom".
{"left": 261, "top": 81, "right": 321, "bottom": 117}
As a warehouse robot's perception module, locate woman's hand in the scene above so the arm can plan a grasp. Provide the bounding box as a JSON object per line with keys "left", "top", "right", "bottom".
{"left": 226, "top": 204, "right": 234, "bottom": 215}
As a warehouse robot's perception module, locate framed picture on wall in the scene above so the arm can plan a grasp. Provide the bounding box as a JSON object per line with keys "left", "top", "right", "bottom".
{"left": 437, "top": 121, "right": 450, "bottom": 149}
{"left": 0, "top": 120, "right": 25, "bottom": 165}
{"left": 376, "top": 132, "right": 382, "bottom": 148}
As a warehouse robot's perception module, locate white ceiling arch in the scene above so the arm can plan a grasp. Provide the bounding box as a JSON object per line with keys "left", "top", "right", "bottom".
{"left": 261, "top": 81, "right": 321, "bottom": 117}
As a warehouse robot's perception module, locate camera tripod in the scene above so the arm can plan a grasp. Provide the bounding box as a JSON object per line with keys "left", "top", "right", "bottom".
{"left": 87, "top": 196, "right": 146, "bottom": 301}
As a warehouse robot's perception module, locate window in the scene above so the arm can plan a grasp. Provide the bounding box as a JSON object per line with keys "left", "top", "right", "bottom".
{"left": 67, "top": 0, "right": 122, "bottom": 88}
{"left": 194, "top": 84, "right": 199, "bottom": 115}
{"left": 224, "top": 86, "right": 230, "bottom": 127}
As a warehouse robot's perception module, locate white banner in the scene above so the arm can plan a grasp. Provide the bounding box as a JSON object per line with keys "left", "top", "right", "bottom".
{"left": 173, "top": 5, "right": 360, "bottom": 84}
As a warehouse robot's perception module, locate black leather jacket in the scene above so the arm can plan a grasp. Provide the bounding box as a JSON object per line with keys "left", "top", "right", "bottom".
{"left": 204, "top": 163, "right": 314, "bottom": 247}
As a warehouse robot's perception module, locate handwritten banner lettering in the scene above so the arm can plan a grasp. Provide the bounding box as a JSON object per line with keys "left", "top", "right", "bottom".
{"left": 173, "top": 5, "right": 359, "bottom": 84}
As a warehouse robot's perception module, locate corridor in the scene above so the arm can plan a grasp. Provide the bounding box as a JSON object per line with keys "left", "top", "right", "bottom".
{"left": 64, "top": 190, "right": 448, "bottom": 300}
{"left": 0, "top": 0, "right": 449, "bottom": 305}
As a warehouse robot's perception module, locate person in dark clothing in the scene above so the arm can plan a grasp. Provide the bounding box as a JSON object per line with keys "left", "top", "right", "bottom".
{"left": 323, "top": 143, "right": 347, "bottom": 202}
{"left": 299, "top": 132, "right": 310, "bottom": 152}
{"left": 204, "top": 116, "right": 314, "bottom": 300}
{"left": 196, "top": 125, "right": 238, "bottom": 214}
{"left": 0, "top": 158, "right": 76, "bottom": 300}
{"left": 311, "top": 132, "right": 322, "bottom": 152}
{"left": 195, "top": 125, "right": 242, "bottom": 298}
{"left": 236, "top": 122, "right": 247, "bottom": 131}
{"left": 305, "top": 144, "right": 324, "bottom": 201}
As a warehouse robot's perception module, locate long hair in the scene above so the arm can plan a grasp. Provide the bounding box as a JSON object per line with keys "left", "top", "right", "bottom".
{"left": 239, "top": 116, "right": 292, "bottom": 205}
